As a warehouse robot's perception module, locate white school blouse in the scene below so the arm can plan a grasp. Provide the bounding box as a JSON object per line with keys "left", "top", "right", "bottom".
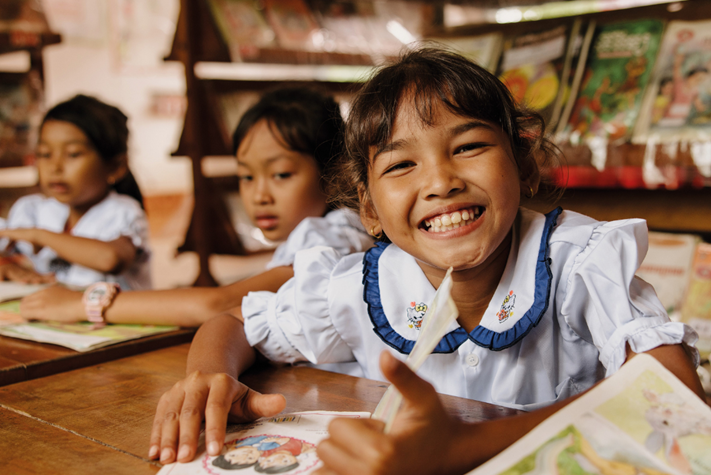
{"left": 4, "top": 192, "right": 151, "bottom": 290}
{"left": 243, "top": 208, "right": 698, "bottom": 411}
{"left": 264, "top": 208, "right": 373, "bottom": 270}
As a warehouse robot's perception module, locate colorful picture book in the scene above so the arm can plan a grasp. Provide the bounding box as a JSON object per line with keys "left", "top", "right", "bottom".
{"left": 681, "top": 243, "right": 711, "bottom": 360}
{"left": 561, "top": 19, "right": 664, "bottom": 150}
{"left": 497, "top": 23, "right": 575, "bottom": 128}
{"left": 637, "top": 232, "right": 701, "bottom": 318}
{"left": 206, "top": 0, "right": 276, "bottom": 61}
{"left": 157, "top": 411, "right": 369, "bottom": 475}
{"left": 0, "top": 299, "right": 178, "bottom": 352}
{"left": 635, "top": 20, "right": 711, "bottom": 143}
{"left": 468, "top": 354, "right": 711, "bottom": 475}
{"left": 428, "top": 33, "right": 503, "bottom": 72}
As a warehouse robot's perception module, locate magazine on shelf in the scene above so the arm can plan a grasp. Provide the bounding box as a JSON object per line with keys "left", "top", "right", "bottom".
{"left": 634, "top": 20, "right": 711, "bottom": 144}
{"left": 0, "top": 75, "right": 43, "bottom": 167}
{"left": 263, "top": 0, "right": 320, "bottom": 51}
{"left": 559, "top": 19, "right": 664, "bottom": 169}
{"left": 157, "top": 411, "right": 370, "bottom": 475}
{"left": 468, "top": 354, "right": 711, "bottom": 475}
{"left": 206, "top": 0, "right": 276, "bottom": 62}
{"left": 497, "top": 22, "right": 579, "bottom": 129}
{"left": 681, "top": 243, "right": 711, "bottom": 360}
{"left": 0, "top": 300, "right": 178, "bottom": 352}
{"left": 429, "top": 33, "right": 503, "bottom": 72}
{"left": 636, "top": 231, "right": 701, "bottom": 318}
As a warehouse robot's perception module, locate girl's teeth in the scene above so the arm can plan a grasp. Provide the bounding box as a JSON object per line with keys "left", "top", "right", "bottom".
{"left": 425, "top": 207, "right": 481, "bottom": 233}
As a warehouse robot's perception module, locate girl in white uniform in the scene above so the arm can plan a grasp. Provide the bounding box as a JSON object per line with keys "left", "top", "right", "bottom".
{"left": 149, "top": 49, "right": 704, "bottom": 469}
{"left": 0, "top": 95, "right": 150, "bottom": 290}
{"left": 20, "top": 88, "right": 372, "bottom": 326}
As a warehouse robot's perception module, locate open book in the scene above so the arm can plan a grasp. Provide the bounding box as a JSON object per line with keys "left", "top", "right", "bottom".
{"left": 469, "top": 354, "right": 711, "bottom": 475}
{"left": 157, "top": 411, "right": 370, "bottom": 475}
{"left": 0, "top": 300, "right": 178, "bottom": 352}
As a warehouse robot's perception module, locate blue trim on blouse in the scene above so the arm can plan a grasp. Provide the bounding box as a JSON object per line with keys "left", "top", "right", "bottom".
{"left": 362, "top": 207, "right": 563, "bottom": 354}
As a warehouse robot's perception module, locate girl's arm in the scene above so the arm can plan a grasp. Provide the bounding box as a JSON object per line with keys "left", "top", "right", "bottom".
{"left": 0, "top": 228, "right": 135, "bottom": 274}
{"left": 149, "top": 310, "right": 286, "bottom": 464}
{"left": 315, "top": 344, "right": 705, "bottom": 475}
{"left": 0, "top": 262, "right": 55, "bottom": 284}
{"left": 20, "top": 266, "right": 294, "bottom": 326}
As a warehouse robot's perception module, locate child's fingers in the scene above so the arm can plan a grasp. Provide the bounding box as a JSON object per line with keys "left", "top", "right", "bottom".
{"left": 176, "top": 375, "right": 215, "bottom": 462}
{"left": 322, "top": 418, "right": 389, "bottom": 468}
{"left": 317, "top": 435, "right": 376, "bottom": 475}
{"left": 152, "top": 384, "right": 186, "bottom": 463}
{"left": 202, "top": 374, "right": 243, "bottom": 457}
{"left": 240, "top": 390, "right": 286, "bottom": 421}
{"left": 379, "top": 351, "right": 438, "bottom": 408}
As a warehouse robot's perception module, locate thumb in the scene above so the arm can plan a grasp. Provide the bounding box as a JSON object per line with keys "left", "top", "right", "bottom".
{"left": 379, "top": 351, "right": 437, "bottom": 406}
{"left": 240, "top": 390, "right": 287, "bottom": 420}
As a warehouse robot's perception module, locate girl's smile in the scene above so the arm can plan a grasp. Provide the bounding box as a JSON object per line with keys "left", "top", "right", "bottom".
{"left": 364, "top": 99, "right": 526, "bottom": 277}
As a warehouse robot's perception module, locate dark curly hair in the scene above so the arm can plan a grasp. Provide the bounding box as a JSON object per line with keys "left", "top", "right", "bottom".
{"left": 328, "top": 47, "right": 562, "bottom": 215}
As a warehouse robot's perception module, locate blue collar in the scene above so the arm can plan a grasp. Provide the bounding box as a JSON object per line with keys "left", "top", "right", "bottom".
{"left": 362, "top": 207, "right": 562, "bottom": 353}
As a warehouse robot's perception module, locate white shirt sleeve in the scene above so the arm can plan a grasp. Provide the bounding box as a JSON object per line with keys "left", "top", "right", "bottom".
{"left": 243, "top": 245, "right": 355, "bottom": 364}
{"left": 559, "top": 219, "right": 699, "bottom": 376}
{"left": 265, "top": 209, "right": 372, "bottom": 269}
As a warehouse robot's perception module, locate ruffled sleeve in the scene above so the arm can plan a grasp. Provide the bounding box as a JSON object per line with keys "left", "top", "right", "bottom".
{"left": 243, "top": 245, "right": 356, "bottom": 364}
{"left": 559, "top": 219, "right": 699, "bottom": 376}
{"left": 265, "top": 209, "right": 372, "bottom": 270}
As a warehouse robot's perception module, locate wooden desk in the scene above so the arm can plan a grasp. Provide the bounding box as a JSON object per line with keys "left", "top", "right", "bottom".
{"left": 0, "top": 343, "right": 520, "bottom": 474}
{"left": 0, "top": 328, "right": 195, "bottom": 387}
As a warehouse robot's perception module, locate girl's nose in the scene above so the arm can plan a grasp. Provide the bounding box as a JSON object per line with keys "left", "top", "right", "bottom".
{"left": 253, "top": 178, "right": 273, "bottom": 205}
{"left": 422, "top": 159, "right": 465, "bottom": 199}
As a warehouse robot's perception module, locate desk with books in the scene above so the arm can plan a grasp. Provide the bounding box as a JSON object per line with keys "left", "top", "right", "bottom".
{"left": 0, "top": 328, "right": 195, "bottom": 386}
{"left": 0, "top": 343, "right": 521, "bottom": 474}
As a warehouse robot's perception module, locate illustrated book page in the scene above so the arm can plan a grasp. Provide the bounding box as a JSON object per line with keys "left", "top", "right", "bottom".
{"left": 468, "top": 354, "right": 711, "bottom": 475}
{"left": 634, "top": 20, "right": 711, "bottom": 143}
{"left": 0, "top": 300, "right": 178, "bottom": 351}
{"left": 158, "top": 411, "right": 370, "bottom": 475}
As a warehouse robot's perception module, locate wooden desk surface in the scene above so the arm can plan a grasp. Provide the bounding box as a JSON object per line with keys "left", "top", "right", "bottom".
{"left": 0, "top": 328, "right": 195, "bottom": 387}
{"left": 0, "top": 343, "right": 521, "bottom": 474}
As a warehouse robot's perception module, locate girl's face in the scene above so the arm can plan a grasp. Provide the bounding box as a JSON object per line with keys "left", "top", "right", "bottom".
{"left": 364, "top": 99, "right": 526, "bottom": 275}
{"left": 36, "top": 120, "right": 120, "bottom": 211}
{"left": 237, "top": 119, "right": 328, "bottom": 242}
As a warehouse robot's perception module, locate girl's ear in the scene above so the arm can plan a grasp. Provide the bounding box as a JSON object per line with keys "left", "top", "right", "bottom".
{"left": 107, "top": 153, "right": 129, "bottom": 186}
{"left": 357, "top": 183, "right": 382, "bottom": 238}
{"left": 519, "top": 152, "right": 541, "bottom": 198}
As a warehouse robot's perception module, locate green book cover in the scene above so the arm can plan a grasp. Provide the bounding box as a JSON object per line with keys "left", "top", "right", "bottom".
{"left": 564, "top": 19, "right": 664, "bottom": 144}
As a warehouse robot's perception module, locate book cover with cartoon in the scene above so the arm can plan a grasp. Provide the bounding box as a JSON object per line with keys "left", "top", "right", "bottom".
{"left": 469, "top": 355, "right": 711, "bottom": 475}
{"left": 635, "top": 20, "right": 711, "bottom": 143}
{"left": 158, "top": 411, "right": 369, "bottom": 475}
{"left": 497, "top": 23, "right": 575, "bottom": 129}
{"left": 563, "top": 19, "right": 664, "bottom": 145}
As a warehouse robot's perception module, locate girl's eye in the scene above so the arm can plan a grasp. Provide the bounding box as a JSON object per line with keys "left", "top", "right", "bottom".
{"left": 237, "top": 175, "right": 253, "bottom": 183}
{"left": 35, "top": 151, "right": 50, "bottom": 160}
{"left": 454, "top": 143, "right": 488, "bottom": 155}
{"left": 274, "top": 172, "right": 292, "bottom": 180}
{"left": 383, "top": 161, "right": 414, "bottom": 175}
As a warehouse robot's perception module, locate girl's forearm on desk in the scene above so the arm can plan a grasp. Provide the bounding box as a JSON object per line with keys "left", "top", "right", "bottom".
{"left": 104, "top": 266, "right": 293, "bottom": 327}
{"left": 33, "top": 230, "right": 136, "bottom": 273}
{"left": 186, "top": 312, "right": 256, "bottom": 377}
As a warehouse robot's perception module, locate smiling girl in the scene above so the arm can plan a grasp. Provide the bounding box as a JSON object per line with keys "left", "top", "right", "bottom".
{"left": 149, "top": 49, "right": 703, "bottom": 469}
{"left": 0, "top": 94, "right": 150, "bottom": 289}
{"left": 19, "top": 88, "right": 372, "bottom": 327}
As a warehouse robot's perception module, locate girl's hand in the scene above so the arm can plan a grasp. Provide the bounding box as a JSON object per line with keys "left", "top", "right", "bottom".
{"left": 0, "top": 228, "right": 46, "bottom": 254}
{"left": 20, "top": 285, "right": 84, "bottom": 322}
{"left": 0, "top": 262, "right": 55, "bottom": 284}
{"left": 149, "top": 371, "right": 286, "bottom": 465}
{"left": 315, "top": 352, "right": 467, "bottom": 475}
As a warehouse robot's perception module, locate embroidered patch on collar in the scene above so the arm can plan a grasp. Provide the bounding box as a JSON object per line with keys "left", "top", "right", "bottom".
{"left": 496, "top": 291, "right": 516, "bottom": 323}
{"left": 406, "top": 301, "right": 427, "bottom": 330}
